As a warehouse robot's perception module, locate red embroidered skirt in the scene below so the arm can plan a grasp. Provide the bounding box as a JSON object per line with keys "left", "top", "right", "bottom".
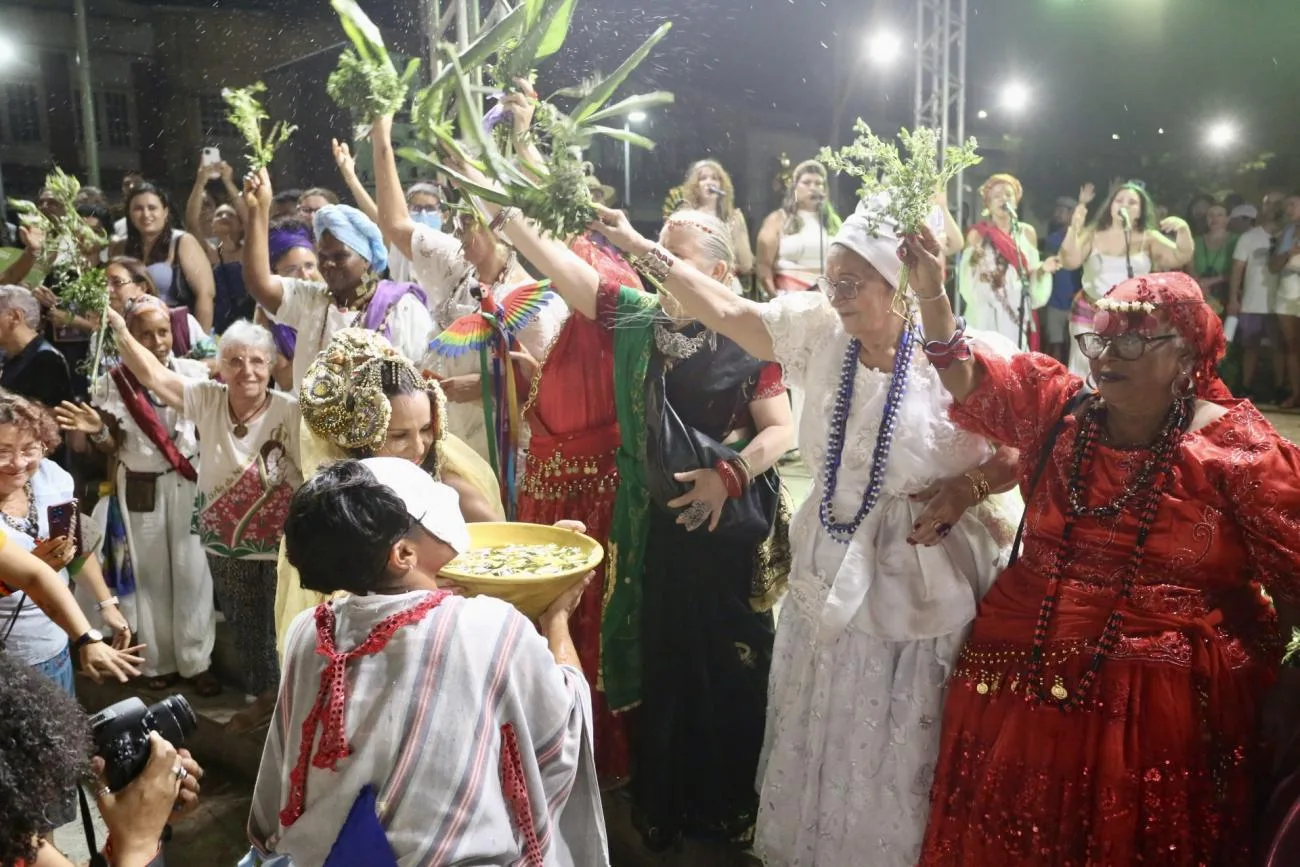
{"left": 517, "top": 422, "right": 630, "bottom": 785}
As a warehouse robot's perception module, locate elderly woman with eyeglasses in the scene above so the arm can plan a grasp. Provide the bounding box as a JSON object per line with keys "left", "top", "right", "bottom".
{"left": 106, "top": 308, "right": 303, "bottom": 732}
{"left": 554, "top": 193, "right": 1021, "bottom": 865}
{"left": 904, "top": 222, "right": 1300, "bottom": 863}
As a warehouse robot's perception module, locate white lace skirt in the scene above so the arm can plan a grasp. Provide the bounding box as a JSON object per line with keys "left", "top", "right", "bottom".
{"left": 755, "top": 597, "right": 969, "bottom": 866}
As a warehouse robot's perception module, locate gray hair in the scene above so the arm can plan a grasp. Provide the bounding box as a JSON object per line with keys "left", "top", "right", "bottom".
{"left": 661, "top": 209, "right": 735, "bottom": 270}
{"left": 0, "top": 285, "right": 42, "bottom": 330}
{"left": 405, "top": 182, "right": 441, "bottom": 203}
{"left": 218, "top": 319, "right": 277, "bottom": 363}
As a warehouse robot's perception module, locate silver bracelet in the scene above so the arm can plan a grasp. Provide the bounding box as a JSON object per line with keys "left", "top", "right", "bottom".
{"left": 634, "top": 245, "right": 674, "bottom": 284}
{"left": 89, "top": 425, "right": 111, "bottom": 445}
{"left": 489, "top": 206, "right": 521, "bottom": 233}
{"left": 96, "top": 595, "right": 119, "bottom": 611}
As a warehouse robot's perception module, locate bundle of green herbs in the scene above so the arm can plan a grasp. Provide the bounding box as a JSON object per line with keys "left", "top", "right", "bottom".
{"left": 222, "top": 82, "right": 297, "bottom": 170}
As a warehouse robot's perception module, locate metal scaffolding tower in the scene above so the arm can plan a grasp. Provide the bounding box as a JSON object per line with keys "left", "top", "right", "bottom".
{"left": 913, "top": 0, "right": 969, "bottom": 223}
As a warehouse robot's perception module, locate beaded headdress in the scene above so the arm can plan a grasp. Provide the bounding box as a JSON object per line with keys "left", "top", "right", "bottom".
{"left": 299, "top": 329, "right": 448, "bottom": 472}
{"left": 1098, "top": 272, "right": 1231, "bottom": 401}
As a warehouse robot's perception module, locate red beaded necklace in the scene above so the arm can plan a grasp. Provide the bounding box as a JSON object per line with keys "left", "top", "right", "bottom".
{"left": 1026, "top": 396, "right": 1189, "bottom": 710}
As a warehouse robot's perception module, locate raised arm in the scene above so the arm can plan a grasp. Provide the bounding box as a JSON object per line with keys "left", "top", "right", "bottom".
{"left": 372, "top": 114, "right": 417, "bottom": 260}
{"left": 934, "top": 188, "right": 965, "bottom": 256}
{"left": 907, "top": 224, "right": 980, "bottom": 402}
{"left": 104, "top": 308, "right": 187, "bottom": 410}
{"left": 176, "top": 232, "right": 215, "bottom": 330}
{"left": 755, "top": 211, "right": 783, "bottom": 298}
{"left": 1150, "top": 217, "right": 1194, "bottom": 271}
{"left": 1059, "top": 184, "right": 1096, "bottom": 271}
{"left": 592, "top": 205, "right": 776, "bottom": 362}
{"left": 731, "top": 210, "right": 755, "bottom": 275}
{"left": 186, "top": 160, "right": 217, "bottom": 263}
{"left": 333, "top": 138, "right": 380, "bottom": 223}
{"left": 240, "top": 168, "right": 286, "bottom": 313}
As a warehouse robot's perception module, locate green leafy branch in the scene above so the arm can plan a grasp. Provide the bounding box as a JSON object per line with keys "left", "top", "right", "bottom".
{"left": 403, "top": 23, "right": 673, "bottom": 239}
{"left": 819, "top": 120, "right": 982, "bottom": 236}
{"left": 326, "top": 0, "right": 421, "bottom": 125}
{"left": 7, "top": 168, "right": 107, "bottom": 318}
{"left": 222, "top": 82, "right": 297, "bottom": 171}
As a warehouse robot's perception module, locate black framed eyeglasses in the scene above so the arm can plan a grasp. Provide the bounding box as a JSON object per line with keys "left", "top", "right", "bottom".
{"left": 1075, "top": 331, "right": 1177, "bottom": 361}
{"left": 816, "top": 275, "right": 864, "bottom": 301}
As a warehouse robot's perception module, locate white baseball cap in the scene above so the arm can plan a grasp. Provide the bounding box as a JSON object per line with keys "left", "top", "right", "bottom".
{"left": 1229, "top": 204, "right": 1258, "bottom": 221}
{"left": 360, "top": 457, "right": 470, "bottom": 555}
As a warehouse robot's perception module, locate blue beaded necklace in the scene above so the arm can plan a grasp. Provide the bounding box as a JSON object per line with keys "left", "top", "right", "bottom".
{"left": 818, "top": 325, "right": 916, "bottom": 544}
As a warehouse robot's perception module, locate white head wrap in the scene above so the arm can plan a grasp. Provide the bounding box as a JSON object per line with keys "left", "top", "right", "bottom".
{"left": 829, "top": 192, "right": 947, "bottom": 289}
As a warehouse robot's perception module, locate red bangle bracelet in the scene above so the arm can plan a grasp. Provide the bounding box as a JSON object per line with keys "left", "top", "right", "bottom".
{"left": 714, "top": 459, "right": 743, "bottom": 499}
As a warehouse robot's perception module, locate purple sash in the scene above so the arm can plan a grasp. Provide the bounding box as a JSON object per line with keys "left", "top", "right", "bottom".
{"left": 363, "top": 281, "right": 428, "bottom": 342}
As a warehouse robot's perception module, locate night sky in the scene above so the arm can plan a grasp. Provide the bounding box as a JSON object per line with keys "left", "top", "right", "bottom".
{"left": 146, "top": 0, "right": 1299, "bottom": 203}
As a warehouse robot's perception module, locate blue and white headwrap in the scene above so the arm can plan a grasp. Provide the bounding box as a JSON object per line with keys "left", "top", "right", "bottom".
{"left": 312, "top": 204, "right": 388, "bottom": 274}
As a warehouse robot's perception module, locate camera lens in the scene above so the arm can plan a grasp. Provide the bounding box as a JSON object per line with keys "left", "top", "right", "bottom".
{"left": 144, "top": 694, "right": 198, "bottom": 747}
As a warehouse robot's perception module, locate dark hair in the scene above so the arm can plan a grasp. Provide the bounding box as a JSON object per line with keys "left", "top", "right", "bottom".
{"left": 272, "top": 190, "right": 302, "bottom": 209}
{"left": 76, "top": 185, "right": 110, "bottom": 210}
{"left": 285, "top": 460, "right": 414, "bottom": 596}
{"left": 0, "top": 653, "right": 93, "bottom": 865}
{"left": 1093, "top": 182, "right": 1157, "bottom": 233}
{"left": 123, "top": 182, "right": 179, "bottom": 265}
{"left": 77, "top": 202, "right": 111, "bottom": 230}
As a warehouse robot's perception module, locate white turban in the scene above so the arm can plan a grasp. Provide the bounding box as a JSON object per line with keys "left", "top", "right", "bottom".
{"left": 829, "top": 192, "right": 947, "bottom": 289}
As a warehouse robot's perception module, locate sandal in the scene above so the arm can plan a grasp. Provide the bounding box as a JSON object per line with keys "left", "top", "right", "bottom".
{"left": 144, "top": 673, "right": 180, "bottom": 691}
{"left": 225, "top": 691, "right": 276, "bottom": 734}
{"left": 187, "top": 670, "right": 223, "bottom": 698}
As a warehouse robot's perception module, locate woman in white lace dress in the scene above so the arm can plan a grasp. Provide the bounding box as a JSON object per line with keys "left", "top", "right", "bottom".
{"left": 593, "top": 196, "right": 1021, "bottom": 865}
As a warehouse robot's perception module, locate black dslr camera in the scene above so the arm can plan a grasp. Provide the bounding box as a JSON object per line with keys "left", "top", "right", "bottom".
{"left": 89, "top": 695, "right": 197, "bottom": 792}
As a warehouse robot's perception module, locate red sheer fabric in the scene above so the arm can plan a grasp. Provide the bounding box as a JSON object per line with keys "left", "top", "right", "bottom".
{"left": 500, "top": 723, "right": 545, "bottom": 867}
{"left": 921, "top": 350, "right": 1300, "bottom": 866}
{"left": 516, "top": 233, "right": 636, "bottom": 784}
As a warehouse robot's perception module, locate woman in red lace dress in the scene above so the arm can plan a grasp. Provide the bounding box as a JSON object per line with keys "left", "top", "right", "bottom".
{"left": 903, "top": 226, "right": 1300, "bottom": 865}
{"left": 516, "top": 231, "right": 637, "bottom": 785}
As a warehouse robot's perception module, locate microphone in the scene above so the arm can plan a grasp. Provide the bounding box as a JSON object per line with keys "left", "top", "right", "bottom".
{"left": 1003, "top": 201, "right": 1018, "bottom": 220}
{"left": 1119, "top": 209, "right": 1132, "bottom": 230}
{"left": 705, "top": 184, "right": 724, "bottom": 197}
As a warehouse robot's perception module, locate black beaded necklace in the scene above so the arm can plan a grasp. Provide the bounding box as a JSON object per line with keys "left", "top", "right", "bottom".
{"left": 1026, "top": 396, "right": 1190, "bottom": 710}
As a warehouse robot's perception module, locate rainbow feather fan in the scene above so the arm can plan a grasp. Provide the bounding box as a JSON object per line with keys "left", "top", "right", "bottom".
{"left": 427, "top": 280, "right": 555, "bottom": 357}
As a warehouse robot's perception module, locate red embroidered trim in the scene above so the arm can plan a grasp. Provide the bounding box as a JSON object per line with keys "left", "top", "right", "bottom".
{"left": 279, "top": 591, "right": 449, "bottom": 828}
{"left": 500, "top": 722, "right": 545, "bottom": 867}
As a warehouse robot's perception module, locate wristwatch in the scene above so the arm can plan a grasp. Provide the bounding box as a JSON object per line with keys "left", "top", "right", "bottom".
{"left": 73, "top": 629, "right": 105, "bottom": 652}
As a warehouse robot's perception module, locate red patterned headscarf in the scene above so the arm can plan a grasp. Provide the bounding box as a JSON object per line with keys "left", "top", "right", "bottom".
{"left": 1096, "top": 272, "right": 1231, "bottom": 401}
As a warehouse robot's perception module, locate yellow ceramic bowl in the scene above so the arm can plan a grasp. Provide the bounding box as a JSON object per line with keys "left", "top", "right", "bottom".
{"left": 439, "top": 522, "right": 604, "bottom": 619}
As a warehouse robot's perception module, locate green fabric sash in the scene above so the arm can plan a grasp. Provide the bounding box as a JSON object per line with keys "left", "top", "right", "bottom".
{"left": 601, "top": 286, "right": 658, "bottom": 711}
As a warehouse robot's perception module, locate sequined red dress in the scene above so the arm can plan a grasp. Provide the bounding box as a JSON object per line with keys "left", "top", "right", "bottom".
{"left": 921, "top": 351, "right": 1300, "bottom": 866}
{"left": 516, "top": 234, "right": 632, "bottom": 784}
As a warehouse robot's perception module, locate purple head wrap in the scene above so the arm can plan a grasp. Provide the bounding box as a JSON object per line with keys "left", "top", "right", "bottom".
{"left": 268, "top": 223, "right": 315, "bottom": 269}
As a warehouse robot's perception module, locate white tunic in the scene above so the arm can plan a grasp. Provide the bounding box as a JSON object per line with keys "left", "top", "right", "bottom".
{"left": 1067, "top": 250, "right": 1152, "bottom": 379}
{"left": 755, "top": 291, "right": 1017, "bottom": 866}
{"left": 89, "top": 358, "right": 214, "bottom": 678}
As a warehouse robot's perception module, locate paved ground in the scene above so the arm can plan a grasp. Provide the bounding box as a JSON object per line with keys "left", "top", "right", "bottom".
{"left": 50, "top": 409, "right": 1300, "bottom": 864}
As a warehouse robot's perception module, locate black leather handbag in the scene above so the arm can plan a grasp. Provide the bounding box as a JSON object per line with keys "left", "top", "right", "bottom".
{"left": 643, "top": 369, "right": 779, "bottom": 544}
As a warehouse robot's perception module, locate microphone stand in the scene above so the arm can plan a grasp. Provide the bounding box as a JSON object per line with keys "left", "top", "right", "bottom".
{"left": 816, "top": 198, "right": 826, "bottom": 276}
{"left": 1121, "top": 212, "right": 1135, "bottom": 279}
{"left": 1007, "top": 206, "right": 1033, "bottom": 350}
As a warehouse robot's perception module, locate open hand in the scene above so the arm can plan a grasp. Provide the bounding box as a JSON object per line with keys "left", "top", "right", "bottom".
{"left": 54, "top": 401, "right": 105, "bottom": 435}
{"left": 1078, "top": 183, "right": 1096, "bottom": 208}
{"left": 19, "top": 224, "right": 45, "bottom": 255}
{"left": 101, "top": 604, "right": 133, "bottom": 650}
{"left": 79, "top": 640, "right": 145, "bottom": 683}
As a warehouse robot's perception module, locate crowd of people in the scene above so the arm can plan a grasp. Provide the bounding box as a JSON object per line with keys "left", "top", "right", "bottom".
{"left": 2, "top": 80, "right": 1300, "bottom": 867}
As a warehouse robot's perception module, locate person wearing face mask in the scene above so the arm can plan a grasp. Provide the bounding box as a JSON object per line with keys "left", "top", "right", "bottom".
{"left": 241, "top": 169, "right": 434, "bottom": 390}
{"left": 1059, "top": 180, "right": 1194, "bottom": 379}
{"left": 331, "top": 136, "right": 447, "bottom": 286}
{"left": 106, "top": 309, "right": 302, "bottom": 732}
{"left": 369, "top": 112, "right": 566, "bottom": 463}
{"left": 272, "top": 328, "right": 504, "bottom": 654}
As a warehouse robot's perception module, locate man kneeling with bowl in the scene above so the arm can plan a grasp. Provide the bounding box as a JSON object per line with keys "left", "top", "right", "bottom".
{"left": 247, "top": 457, "right": 609, "bottom": 866}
